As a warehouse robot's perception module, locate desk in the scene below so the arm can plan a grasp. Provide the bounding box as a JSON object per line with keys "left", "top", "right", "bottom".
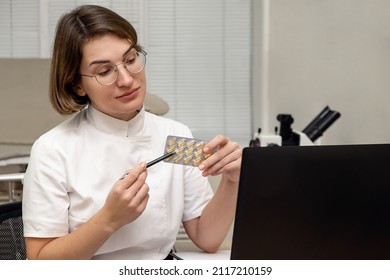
{"left": 175, "top": 250, "right": 231, "bottom": 260}
{"left": 0, "top": 173, "right": 24, "bottom": 202}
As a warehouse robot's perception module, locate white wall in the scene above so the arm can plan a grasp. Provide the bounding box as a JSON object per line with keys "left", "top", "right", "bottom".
{"left": 253, "top": 0, "right": 390, "bottom": 145}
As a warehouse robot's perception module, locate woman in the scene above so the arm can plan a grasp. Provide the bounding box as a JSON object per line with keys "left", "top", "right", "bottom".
{"left": 22, "top": 4, "right": 241, "bottom": 260}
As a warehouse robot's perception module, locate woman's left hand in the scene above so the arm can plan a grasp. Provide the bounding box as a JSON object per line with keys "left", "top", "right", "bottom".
{"left": 198, "top": 135, "right": 242, "bottom": 184}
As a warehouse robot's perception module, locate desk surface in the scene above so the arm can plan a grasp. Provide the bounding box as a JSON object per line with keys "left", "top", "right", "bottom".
{"left": 175, "top": 250, "right": 230, "bottom": 260}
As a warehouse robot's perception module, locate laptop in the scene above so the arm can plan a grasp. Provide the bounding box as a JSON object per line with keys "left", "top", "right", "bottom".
{"left": 230, "top": 144, "right": 390, "bottom": 260}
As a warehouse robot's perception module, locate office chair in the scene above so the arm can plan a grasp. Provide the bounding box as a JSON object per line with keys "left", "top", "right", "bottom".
{"left": 0, "top": 201, "right": 26, "bottom": 260}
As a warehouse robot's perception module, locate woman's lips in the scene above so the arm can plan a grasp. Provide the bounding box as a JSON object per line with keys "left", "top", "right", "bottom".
{"left": 116, "top": 88, "right": 139, "bottom": 100}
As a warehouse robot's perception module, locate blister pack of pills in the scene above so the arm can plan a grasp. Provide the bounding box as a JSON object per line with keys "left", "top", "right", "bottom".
{"left": 163, "top": 135, "right": 213, "bottom": 167}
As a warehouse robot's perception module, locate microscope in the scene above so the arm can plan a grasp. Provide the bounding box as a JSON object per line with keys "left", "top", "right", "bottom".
{"left": 250, "top": 106, "right": 341, "bottom": 147}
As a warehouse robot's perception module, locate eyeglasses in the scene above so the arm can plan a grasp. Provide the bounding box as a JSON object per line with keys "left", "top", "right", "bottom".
{"left": 80, "top": 50, "right": 147, "bottom": 86}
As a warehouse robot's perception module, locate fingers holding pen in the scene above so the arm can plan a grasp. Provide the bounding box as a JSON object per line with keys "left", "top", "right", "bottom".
{"left": 118, "top": 162, "right": 147, "bottom": 184}
{"left": 111, "top": 152, "right": 175, "bottom": 212}
{"left": 104, "top": 162, "right": 149, "bottom": 228}
{"left": 116, "top": 162, "right": 148, "bottom": 198}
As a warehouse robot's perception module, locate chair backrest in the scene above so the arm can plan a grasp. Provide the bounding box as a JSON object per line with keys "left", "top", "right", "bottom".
{"left": 0, "top": 201, "right": 26, "bottom": 260}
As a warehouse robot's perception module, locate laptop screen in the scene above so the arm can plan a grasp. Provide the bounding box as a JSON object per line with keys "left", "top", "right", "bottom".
{"left": 231, "top": 144, "right": 390, "bottom": 260}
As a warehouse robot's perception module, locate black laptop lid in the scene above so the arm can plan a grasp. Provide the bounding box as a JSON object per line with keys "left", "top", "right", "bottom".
{"left": 231, "top": 144, "right": 390, "bottom": 260}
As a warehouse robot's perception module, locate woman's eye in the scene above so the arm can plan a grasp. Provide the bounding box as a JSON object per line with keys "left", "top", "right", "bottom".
{"left": 126, "top": 58, "right": 135, "bottom": 64}
{"left": 125, "top": 53, "right": 137, "bottom": 64}
{"left": 97, "top": 66, "right": 114, "bottom": 76}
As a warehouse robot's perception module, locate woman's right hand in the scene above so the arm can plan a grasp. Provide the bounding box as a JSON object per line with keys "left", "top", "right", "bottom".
{"left": 103, "top": 162, "right": 149, "bottom": 231}
{"left": 25, "top": 163, "right": 149, "bottom": 260}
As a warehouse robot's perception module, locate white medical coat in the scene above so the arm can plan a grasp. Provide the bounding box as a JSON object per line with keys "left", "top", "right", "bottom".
{"left": 22, "top": 105, "right": 213, "bottom": 259}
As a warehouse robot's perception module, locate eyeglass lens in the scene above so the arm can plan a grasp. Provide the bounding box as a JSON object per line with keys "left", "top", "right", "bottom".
{"left": 95, "top": 51, "right": 146, "bottom": 85}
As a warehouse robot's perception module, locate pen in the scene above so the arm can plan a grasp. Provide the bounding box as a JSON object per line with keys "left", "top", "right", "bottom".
{"left": 146, "top": 151, "right": 176, "bottom": 168}
{"left": 119, "top": 151, "right": 176, "bottom": 180}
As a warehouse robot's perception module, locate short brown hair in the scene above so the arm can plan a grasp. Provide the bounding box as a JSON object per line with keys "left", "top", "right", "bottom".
{"left": 50, "top": 5, "right": 140, "bottom": 115}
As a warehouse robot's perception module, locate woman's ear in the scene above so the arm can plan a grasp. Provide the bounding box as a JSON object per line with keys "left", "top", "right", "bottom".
{"left": 73, "top": 84, "right": 87, "bottom": 97}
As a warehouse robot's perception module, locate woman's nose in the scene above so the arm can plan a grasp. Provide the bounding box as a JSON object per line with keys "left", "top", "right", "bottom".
{"left": 116, "top": 64, "right": 134, "bottom": 86}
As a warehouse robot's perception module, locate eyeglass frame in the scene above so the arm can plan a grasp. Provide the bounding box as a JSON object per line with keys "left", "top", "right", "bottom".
{"left": 80, "top": 49, "right": 147, "bottom": 86}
